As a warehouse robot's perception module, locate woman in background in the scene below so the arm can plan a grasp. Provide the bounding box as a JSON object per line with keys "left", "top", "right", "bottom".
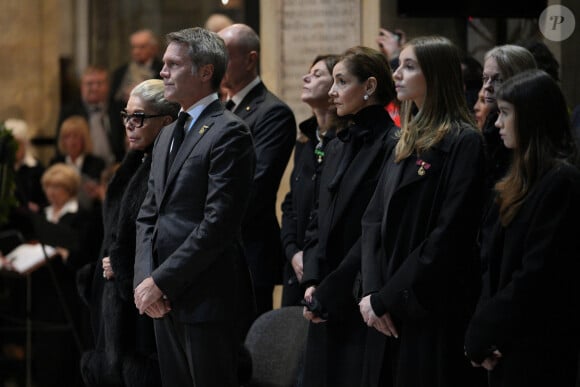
{"left": 51, "top": 115, "right": 106, "bottom": 211}
{"left": 80, "top": 79, "right": 179, "bottom": 387}
{"left": 473, "top": 88, "right": 491, "bottom": 131}
{"left": 33, "top": 163, "right": 89, "bottom": 386}
{"left": 280, "top": 54, "right": 340, "bottom": 306}
{"left": 5, "top": 118, "right": 47, "bottom": 213}
{"left": 480, "top": 45, "right": 536, "bottom": 189}
{"left": 465, "top": 70, "right": 580, "bottom": 387}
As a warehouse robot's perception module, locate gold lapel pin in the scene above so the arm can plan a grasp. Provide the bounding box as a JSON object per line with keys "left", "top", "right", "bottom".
{"left": 199, "top": 125, "right": 209, "bottom": 135}
{"left": 245, "top": 106, "right": 251, "bottom": 111}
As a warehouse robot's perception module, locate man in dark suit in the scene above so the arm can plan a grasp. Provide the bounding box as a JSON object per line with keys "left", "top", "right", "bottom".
{"left": 133, "top": 27, "right": 256, "bottom": 387}
{"left": 57, "top": 66, "right": 126, "bottom": 164}
{"left": 110, "top": 29, "right": 164, "bottom": 111}
{"left": 218, "top": 24, "right": 296, "bottom": 317}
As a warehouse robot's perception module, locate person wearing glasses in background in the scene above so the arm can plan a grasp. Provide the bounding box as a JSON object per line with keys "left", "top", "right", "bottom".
{"left": 479, "top": 45, "right": 536, "bottom": 191}
{"left": 79, "top": 79, "right": 179, "bottom": 387}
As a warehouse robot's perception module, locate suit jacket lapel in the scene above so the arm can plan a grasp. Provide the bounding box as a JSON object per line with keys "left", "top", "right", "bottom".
{"left": 154, "top": 124, "right": 173, "bottom": 202}
{"left": 233, "top": 82, "right": 265, "bottom": 118}
{"left": 162, "top": 101, "right": 222, "bottom": 200}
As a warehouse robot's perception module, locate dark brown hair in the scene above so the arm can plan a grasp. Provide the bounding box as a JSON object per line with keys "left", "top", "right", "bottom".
{"left": 495, "top": 69, "right": 577, "bottom": 225}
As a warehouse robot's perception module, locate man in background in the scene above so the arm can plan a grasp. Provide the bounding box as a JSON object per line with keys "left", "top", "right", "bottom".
{"left": 218, "top": 23, "right": 296, "bottom": 318}
{"left": 110, "top": 29, "right": 163, "bottom": 109}
{"left": 58, "top": 66, "right": 125, "bottom": 165}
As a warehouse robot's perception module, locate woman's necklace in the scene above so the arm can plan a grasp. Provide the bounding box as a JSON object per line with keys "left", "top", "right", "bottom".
{"left": 314, "top": 129, "right": 325, "bottom": 163}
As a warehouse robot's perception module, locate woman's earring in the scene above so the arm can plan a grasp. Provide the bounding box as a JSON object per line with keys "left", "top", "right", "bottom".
{"left": 363, "top": 94, "right": 369, "bottom": 101}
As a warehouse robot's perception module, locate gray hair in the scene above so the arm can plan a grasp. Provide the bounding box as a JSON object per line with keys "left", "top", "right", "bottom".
{"left": 166, "top": 27, "right": 228, "bottom": 90}
{"left": 484, "top": 44, "right": 537, "bottom": 80}
{"left": 130, "top": 79, "right": 180, "bottom": 119}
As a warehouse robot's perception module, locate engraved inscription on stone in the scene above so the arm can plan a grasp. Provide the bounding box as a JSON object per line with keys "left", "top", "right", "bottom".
{"left": 280, "top": 0, "right": 361, "bottom": 123}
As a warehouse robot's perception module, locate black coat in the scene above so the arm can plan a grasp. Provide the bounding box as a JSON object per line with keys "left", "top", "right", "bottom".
{"left": 279, "top": 116, "right": 333, "bottom": 306}
{"left": 14, "top": 162, "right": 47, "bottom": 210}
{"left": 232, "top": 81, "right": 296, "bottom": 289}
{"left": 315, "top": 124, "right": 486, "bottom": 387}
{"left": 81, "top": 150, "right": 160, "bottom": 387}
{"left": 363, "top": 125, "right": 485, "bottom": 387}
{"left": 301, "top": 105, "right": 397, "bottom": 387}
{"left": 465, "top": 163, "right": 580, "bottom": 387}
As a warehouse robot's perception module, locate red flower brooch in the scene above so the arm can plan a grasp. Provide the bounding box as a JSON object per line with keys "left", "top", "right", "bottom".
{"left": 416, "top": 159, "right": 431, "bottom": 176}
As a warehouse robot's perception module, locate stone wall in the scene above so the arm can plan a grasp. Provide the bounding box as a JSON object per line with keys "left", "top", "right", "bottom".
{"left": 0, "top": 0, "right": 60, "bottom": 162}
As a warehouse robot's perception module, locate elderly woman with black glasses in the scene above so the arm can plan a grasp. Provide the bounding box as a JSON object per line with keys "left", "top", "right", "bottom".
{"left": 79, "top": 79, "right": 179, "bottom": 387}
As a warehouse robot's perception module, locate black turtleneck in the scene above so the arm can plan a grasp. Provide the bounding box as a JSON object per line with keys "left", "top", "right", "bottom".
{"left": 328, "top": 105, "right": 392, "bottom": 192}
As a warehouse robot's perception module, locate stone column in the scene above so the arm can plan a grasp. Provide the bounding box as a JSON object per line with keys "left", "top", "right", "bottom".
{"left": 0, "top": 0, "right": 60, "bottom": 162}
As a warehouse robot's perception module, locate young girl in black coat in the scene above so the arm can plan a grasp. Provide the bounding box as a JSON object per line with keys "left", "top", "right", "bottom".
{"left": 465, "top": 70, "right": 580, "bottom": 387}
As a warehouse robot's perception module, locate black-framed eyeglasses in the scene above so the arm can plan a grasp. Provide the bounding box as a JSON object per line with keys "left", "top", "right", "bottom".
{"left": 120, "top": 111, "right": 165, "bottom": 128}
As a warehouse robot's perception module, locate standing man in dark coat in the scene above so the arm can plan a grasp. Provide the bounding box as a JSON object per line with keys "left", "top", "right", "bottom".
{"left": 218, "top": 23, "right": 296, "bottom": 317}
{"left": 133, "top": 27, "right": 256, "bottom": 387}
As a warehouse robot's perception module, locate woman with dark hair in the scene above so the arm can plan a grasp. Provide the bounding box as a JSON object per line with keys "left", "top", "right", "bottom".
{"left": 300, "top": 46, "right": 398, "bottom": 387}
{"left": 80, "top": 79, "right": 179, "bottom": 387}
{"left": 465, "top": 70, "right": 580, "bottom": 387}
{"left": 280, "top": 54, "right": 340, "bottom": 307}
{"left": 309, "top": 36, "right": 486, "bottom": 387}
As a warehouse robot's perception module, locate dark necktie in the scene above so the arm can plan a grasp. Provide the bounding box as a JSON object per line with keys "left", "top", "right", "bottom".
{"left": 225, "top": 99, "right": 235, "bottom": 111}
{"left": 167, "top": 111, "right": 189, "bottom": 171}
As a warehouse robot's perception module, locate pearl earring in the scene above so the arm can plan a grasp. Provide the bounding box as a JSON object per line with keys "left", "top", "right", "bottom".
{"left": 363, "top": 94, "right": 369, "bottom": 101}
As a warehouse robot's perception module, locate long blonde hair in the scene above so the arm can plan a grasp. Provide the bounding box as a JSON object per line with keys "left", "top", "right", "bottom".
{"left": 395, "top": 36, "right": 474, "bottom": 162}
